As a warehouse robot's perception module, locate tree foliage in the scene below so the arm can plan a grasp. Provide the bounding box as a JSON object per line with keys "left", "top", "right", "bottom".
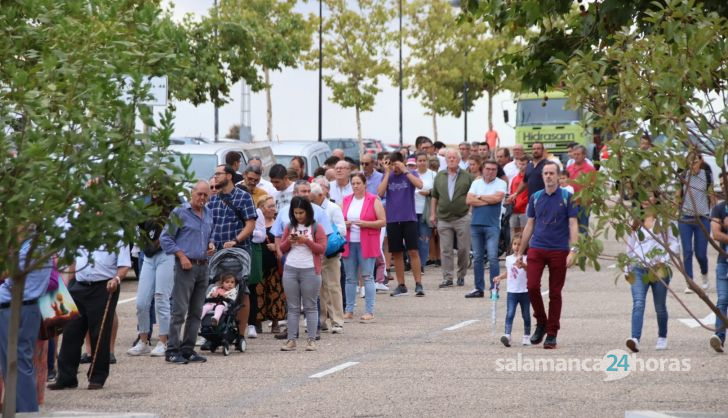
{"left": 553, "top": 0, "right": 728, "bottom": 329}
{"left": 465, "top": 0, "right": 728, "bottom": 93}
{"left": 306, "top": 0, "right": 394, "bottom": 149}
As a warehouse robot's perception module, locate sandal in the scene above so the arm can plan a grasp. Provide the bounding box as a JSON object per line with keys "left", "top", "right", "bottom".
{"left": 359, "top": 314, "right": 375, "bottom": 323}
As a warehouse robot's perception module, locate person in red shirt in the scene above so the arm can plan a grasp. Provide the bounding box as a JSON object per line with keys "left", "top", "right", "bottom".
{"left": 509, "top": 155, "right": 530, "bottom": 235}
{"left": 565, "top": 145, "right": 597, "bottom": 235}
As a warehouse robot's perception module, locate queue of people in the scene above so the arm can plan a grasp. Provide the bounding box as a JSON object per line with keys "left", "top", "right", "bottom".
{"left": 5, "top": 139, "right": 728, "bottom": 415}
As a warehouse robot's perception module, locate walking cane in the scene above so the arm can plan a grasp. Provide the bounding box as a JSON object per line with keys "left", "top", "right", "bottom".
{"left": 87, "top": 291, "right": 114, "bottom": 380}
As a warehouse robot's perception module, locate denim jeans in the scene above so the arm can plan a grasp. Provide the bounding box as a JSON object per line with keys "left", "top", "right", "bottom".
{"left": 471, "top": 224, "right": 500, "bottom": 291}
{"left": 715, "top": 261, "right": 728, "bottom": 343}
{"left": 136, "top": 251, "right": 174, "bottom": 336}
{"left": 417, "top": 214, "right": 431, "bottom": 268}
{"left": 678, "top": 216, "right": 710, "bottom": 279}
{"left": 343, "top": 242, "right": 376, "bottom": 314}
{"left": 505, "top": 292, "right": 531, "bottom": 335}
{"left": 630, "top": 266, "right": 671, "bottom": 340}
{"left": 577, "top": 206, "right": 589, "bottom": 236}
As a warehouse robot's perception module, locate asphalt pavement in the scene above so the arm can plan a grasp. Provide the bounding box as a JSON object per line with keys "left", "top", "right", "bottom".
{"left": 41, "top": 234, "right": 728, "bottom": 418}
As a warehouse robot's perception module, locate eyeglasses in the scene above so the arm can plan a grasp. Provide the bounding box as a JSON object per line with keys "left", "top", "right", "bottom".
{"left": 210, "top": 186, "right": 218, "bottom": 190}
{"left": 361, "top": 162, "right": 371, "bottom": 166}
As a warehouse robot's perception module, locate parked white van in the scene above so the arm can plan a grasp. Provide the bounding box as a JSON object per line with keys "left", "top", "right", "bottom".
{"left": 169, "top": 142, "right": 276, "bottom": 180}
{"left": 270, "top": 141, "right": 332, "bottom": 178}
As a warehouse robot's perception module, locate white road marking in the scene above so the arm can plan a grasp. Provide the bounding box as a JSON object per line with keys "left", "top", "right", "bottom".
{"left": 678, "top": 313, "right": 716, "bottom": 329}
{"left": 118, "top": 297, "right": 137, "bottom": 305}
{"left": 444, "top": 320, "right": 480, "bottom": 331}
{"left": 309, "top": 362, "right": 359, "bottom": 378}
{"left": 608, "top": 264, "right": 616, "bottom": 269}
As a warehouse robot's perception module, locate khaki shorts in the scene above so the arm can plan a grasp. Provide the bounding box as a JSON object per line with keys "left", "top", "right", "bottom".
{"left": 509, "top": 213, "right": 528, "bottom": 229}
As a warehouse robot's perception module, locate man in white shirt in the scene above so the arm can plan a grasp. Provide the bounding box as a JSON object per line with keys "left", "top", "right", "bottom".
{"left": 329, "top": 160, "right": 353, "bottom": 206}
{"left": 269, "top": 164, "right": 294, "bottom": 211}
{"left": 247, "top": 156, "right": 277, "bottom": 196}
{"left": 53, "top": 239, "right": 131, "bottom": 390}
{"left": 498, "top": 148, "right": 519, "bottom": 183}
{"left": 311, "top": 179, "right": 346, "bottom": 333}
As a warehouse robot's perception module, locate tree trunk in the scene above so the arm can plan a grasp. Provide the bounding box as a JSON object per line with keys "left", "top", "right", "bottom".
{"left": 487, "top": 88, "right": 494, "bottom": 132}
{"left": 432, "top": 113, "right": 438, "bottom": 142}
{"left": 355, "top": 105, "right": 363, "bottom": 157}
{"left": 3, "top": 275, "right": 26, "bottom": 418}
{"left": 265, "top": 67, "right": 273, "bottom": 141}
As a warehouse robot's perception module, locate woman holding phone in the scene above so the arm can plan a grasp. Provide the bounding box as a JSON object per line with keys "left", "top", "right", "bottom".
{"left": 279, "top": 197, "right": 327, "bottom": 351}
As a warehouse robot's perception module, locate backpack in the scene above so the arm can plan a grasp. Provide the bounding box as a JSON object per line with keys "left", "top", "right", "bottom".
{"left": 531, "top": 187, "right": 571, "bottom": 208}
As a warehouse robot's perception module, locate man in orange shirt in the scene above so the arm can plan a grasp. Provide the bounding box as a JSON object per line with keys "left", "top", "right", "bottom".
{"left": 565, "top": 145, "right": 596, "bottom": 235}
{"left": 485, "top": 126, "right": 499, "bottom": 150}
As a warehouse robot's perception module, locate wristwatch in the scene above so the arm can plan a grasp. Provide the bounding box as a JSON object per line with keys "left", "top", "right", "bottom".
{"left": 570, "top": 247, "right": 577, "bottom": 253}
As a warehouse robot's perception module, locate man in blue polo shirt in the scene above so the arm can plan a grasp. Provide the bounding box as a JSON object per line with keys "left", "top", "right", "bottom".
{"left": 466, "top": 160, "right": 507, "bottom": 298}
{"left": 516, "top": 161, "right": 578, "bottom": 349}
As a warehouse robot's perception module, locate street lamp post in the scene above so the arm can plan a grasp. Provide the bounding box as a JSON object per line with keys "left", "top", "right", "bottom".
{"left": 214, "top": 0, "right": 219, "bottom": 142}
{"left": 399, "top": 0, "right": 403, "bottom": 146}
{"left": 318, "top": 0, "right": 323, "bottom": 142}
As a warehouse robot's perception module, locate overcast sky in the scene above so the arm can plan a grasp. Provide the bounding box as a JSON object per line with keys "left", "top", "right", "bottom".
{"left": 162, "top": 0, "right": 516, "bottom": 146}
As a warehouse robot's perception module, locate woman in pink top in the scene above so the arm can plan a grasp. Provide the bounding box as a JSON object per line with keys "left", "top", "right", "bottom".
{"left": 342, "top": 173, "right": 386, "bottom": 323}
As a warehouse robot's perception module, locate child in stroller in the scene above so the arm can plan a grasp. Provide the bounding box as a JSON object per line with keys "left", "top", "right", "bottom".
{"left": 200, "top": 274, "right": 238, "bottom": 327}
{"left": 199, "top": 247, "right": 250, "bottom": 355}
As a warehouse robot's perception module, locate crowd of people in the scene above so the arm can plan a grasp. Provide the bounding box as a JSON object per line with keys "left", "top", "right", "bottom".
{"left": 3, "top": 136, "right": 728, "bottom": 413}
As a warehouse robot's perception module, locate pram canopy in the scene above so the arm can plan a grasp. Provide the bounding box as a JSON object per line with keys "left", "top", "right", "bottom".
{"left": 208, "top": 247, "right": 250, "bottom": 284}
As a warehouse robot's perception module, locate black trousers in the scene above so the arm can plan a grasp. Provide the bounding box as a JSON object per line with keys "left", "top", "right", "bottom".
{"left": 57, "top": 280, "right": 119, "bottom": 386}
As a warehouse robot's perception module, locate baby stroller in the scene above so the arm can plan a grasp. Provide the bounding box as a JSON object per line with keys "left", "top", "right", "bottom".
{"left": 199, "top": 247, "right": 250, "bottom": 356}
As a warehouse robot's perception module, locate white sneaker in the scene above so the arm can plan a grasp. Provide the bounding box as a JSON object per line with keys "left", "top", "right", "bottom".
{"left": 247, "top": 325, "right": 258, "bottom": 339}
{"left": 375, "top": 282, "right": 389, "bottom": 292}
{"left": 359, "top": 286, "right": 365, "bottom": 298}
{"left": 150, "top": 341, "right": 166, "bottom": 357}
{"left": 126, "top": 341, "right": 151, "bottom": 356}
{"left": 626, "top": 338, "right": 640, "bottom": 353}
{"left": 522, "top": 335, "right": 531, "bottom": 346}
{"left": 655, "top": 337, "right": 668, "bottom": 350}
{"left": 196, "top": 336, "right": 206, "bottom": 346}
{"left": 331, "top": 325, "right": 343, "bottom": 334}
{"left": 701, "top": 273, "right": 710, "bottom": 290}
{"left": 684, "top": 287, "right": 694, "bottom": 294}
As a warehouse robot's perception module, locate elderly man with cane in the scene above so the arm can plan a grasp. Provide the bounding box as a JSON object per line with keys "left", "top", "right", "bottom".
{"left": 49, "top": 239, "right": 131, "bottom": 390}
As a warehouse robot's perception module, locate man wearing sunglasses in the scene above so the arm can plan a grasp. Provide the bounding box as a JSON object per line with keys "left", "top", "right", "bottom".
{"left": 515, "top": 161, "right": 578, "bottom": 350}
{"left": 361, "top": 154, "right": 383, "bottom": 196}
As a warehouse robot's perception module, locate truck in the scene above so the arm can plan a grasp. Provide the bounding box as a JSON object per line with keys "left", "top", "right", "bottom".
{"left": 508, "top": 91, "right": 599, "bottom": 162}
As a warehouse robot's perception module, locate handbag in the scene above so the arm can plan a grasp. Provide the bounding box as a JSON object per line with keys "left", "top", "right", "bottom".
{"left": 38, "top": 278, "right": 80, "bottom": 340}
{"left": 325, "top": 230, "right": 347, "bottom": 258}
{"left": 248, "top": 243, "right": 264, "bottom": 285}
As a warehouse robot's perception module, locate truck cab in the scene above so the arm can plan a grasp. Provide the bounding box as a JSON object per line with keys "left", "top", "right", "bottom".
{"left": 513, "top": 92, "right": 596, "bottom": 162}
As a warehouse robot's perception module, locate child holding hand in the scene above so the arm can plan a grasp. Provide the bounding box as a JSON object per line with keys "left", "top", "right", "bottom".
{"left": 494, "top": 234, "right": 531, "bottom": 347}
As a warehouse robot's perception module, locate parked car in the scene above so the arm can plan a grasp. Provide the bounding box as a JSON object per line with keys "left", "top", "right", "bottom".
{"left": 322, "top": 138, "right": 360, "bottom": 164}
{"left": 168, "top": 142, "right": 276, "bottom": 180}
{"left": 270, "top": 141, "right": 332, "bottom": 178}
{"left": 170, "top": 136, "right": 210, "bottom": 145}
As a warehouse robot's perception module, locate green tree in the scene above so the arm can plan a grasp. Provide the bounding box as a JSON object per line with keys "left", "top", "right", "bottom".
{"left": 404, "top": 0, "right": 463, "bottom": 140}
{"left": 464, "top": 0, "right": 728, "bottom": 94}
{"left": 554, "top": 1, "right": 728, "bottom": 333}
{"left": 219, "top": 0, "right": 314, "bottom": 141}
{"left": 307, "top": 0, "right": 394, "bottom": 153}
{"left": 0, "top": 1, "right": 260, "bottom": 413}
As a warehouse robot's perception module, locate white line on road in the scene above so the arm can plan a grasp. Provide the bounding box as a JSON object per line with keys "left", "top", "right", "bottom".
{"left": 444, "top": 320, "right": 480, "bottom": 331}
{"left": 309, "top": 362, "right": 359, "bottom": 379}
{"left": 118, "top": 297, "right": 136, "bottom": 305}
{"left": 542, "top": 290, "right": 549, "bottom": 296}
